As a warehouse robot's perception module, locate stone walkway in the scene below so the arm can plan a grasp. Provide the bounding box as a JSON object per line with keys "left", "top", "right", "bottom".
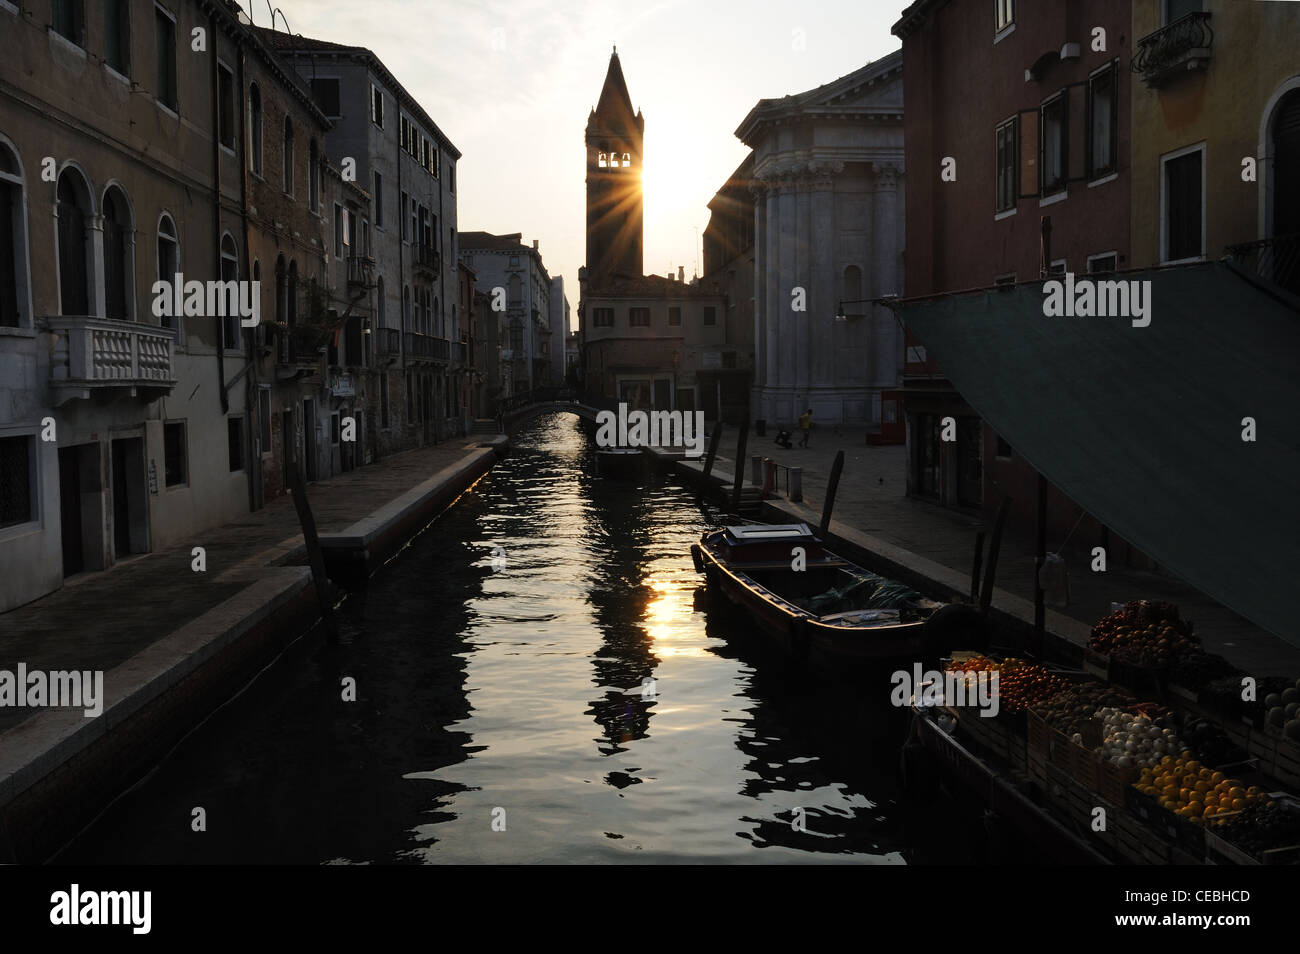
{"left": 0, "top": 439, "right": 489, "bottom": 733}
{"left": 705, "top": 424, "right": 1300, "bottom": 678}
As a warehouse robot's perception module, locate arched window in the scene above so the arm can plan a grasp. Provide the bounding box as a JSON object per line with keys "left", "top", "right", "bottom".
{"left": 842, "top": 265, "right": 862, "bottom": 304}
{"left": 102, "top": 185, "right": 133, "bottom": 320}
{"left": 0, "top": 140, "right": 30, "bottom": 328}
{"left": 598, "top": 152, "right": 607, "bottom": 168}
{"left": 220, "top": 233, "right": 239, "bottom": 349}
{"left": 56, "top": 167, "right": 93, "bottom": 316}
{"left": 275, "top": 255, "right": 287, "bottom": 326}
{"left": 1271, "top": 89, "right": 1300, "bottom": 237}
{"left": 283, "top": 115, "right": 294, "bottom": 195}
{"left": 156, "top": 213, "right": 179, "bottom": 331}
{"left": 622, "top": 153, "right": 631, "bottom": 167}
{"left": 287, "top": 260, "right": 298, "bottom": 329}
{"left": 309, "top": 138, "right": 319, "bottom": 212}
{"left": 248, "top": 83, "right": 263, "bottom": 176}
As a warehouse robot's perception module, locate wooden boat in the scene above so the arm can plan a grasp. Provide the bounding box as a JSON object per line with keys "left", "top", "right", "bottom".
{"left": 595, "top": 447, "right": 643, "bottom": 479}
{"left": 690, "top": 522, "right": 978, "bottom": 665}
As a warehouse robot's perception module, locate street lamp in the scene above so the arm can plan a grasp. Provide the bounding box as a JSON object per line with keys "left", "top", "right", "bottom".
{"left": 835, "top": 298, "right": 873, "bottom": 322}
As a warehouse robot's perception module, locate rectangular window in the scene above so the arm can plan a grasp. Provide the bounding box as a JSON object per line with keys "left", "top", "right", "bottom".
{"left": 668, "top": 306, "right": 681, "bottom": 326}
{"left": 155, "top": 6, "right": 177, "bottom": 111}
{"left": 995, "top": 0, "right": 1015, "bottom": 32}
{"left": 447, "top": 163, "right": 454, "bottom": 193}
{"left": 227, "top": 417, "right": 244, "bottom": 472}
{"left": 217, "top": 64, "right": 235, "bottom": 149}
{"left": 163, "top": 421, "right": 187, "bottom": 486}
{"left": 400, "top": 116, "right": 408, "bottom": 152}
{"left": 1087, "top": 252, "right": 1118, "bottom": 274}
{"left": 334, "top": 204, "right": 344, "bottom": 257}
{"left": 399, "top": 191, "right": 408, "bottom": 241}
{"left": 594, "top": 307, "right": 613, "bottom": 327}
{"left": 703, "top": 306, "right": 717, "bottom": 326}
{"left": 1163, "top": 147, "right": 1204, "bottom": 262}
{"left": 0, "top": 434, "right": 34, "bottom": 528}
{"left": 1164, "top": 0, "right": 1203, "bottom": 26}
{"left": 1040, "top": 93, "right": 1067, "bottom": 195}
{"left": 629, "top": 307, "right": 650, "bottom": 327}
{"left": 259, "top": 389, "right": 272, "bottom": 456}
{"left": 1048, "top": 259, "right": 1067, "bottom": 277}
{"left": 994, "top": 272, "right": 1017, "bottom": 287}
{"left": 343, "top": 209, "right": 353, "bottom": 255}
{"left": 330, "top": 413, "right": 340, "bottom": 445}
{"left": 370, "top": 84, "right": 384, "bottom": 128}
{"left": 104, "top": 0, "right": 130, "bottom": 75}
{"left": 52, "top": 0, "right": 85, "bottom": 46}
{"left": 995, "top": 116, "right": 1018, "bottom": 212}
{"left": 995, "top": 434, "right": 1012, "bottom": 458}
{"left": 311, "top": 78, "right": 340, "bottom": 117}
{"left": 373, "top": 172, "right": 384, "bottom": 227}
{"left": 1087, "top": 63, "right": 1118, "bottom": 179}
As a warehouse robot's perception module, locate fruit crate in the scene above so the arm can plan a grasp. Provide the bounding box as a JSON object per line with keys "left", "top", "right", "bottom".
{"left": 1070, "top": 742, "right": 1102, "bottom": 791}
{"left": 1081, "top": 649, "right": 1111, "bottom": 682}
{"left": 1044, "top": 762, "right": 1093, "bottom": 830}
{"left": 1096, "top": 758, "right": 1138, "bottom": 805}
{"left": 1205, "top": 826, "right": 1258, "bottom": 866}
{"left": 1273, "top": 739, "right": 1300, "bottom": 789}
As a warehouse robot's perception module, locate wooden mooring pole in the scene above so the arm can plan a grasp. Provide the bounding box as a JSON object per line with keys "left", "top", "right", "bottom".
{"left": 287, "top": 437, "right": 338, "bottom": 639}
{"left": 730, "top": 418, "right": 749, "bottom": 515}
{"left": 699, "top": 425, "right": 723, "bottom": 501}
{"left": 819, "top": 450, "right": 845, "bottom": 538}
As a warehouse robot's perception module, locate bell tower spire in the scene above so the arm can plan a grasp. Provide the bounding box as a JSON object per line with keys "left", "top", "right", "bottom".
{"left": 585, "top": 48, "right": 644, "bottom": 283}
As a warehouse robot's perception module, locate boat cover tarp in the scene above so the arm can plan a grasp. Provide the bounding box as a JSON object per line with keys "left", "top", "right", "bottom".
{"left": 896, "top": 262, "right": 1300, "bottom": 644}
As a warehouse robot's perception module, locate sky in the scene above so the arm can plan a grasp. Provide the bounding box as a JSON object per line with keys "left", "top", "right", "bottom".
{"left": 247, "top": 0, "right": 904, "bottom": 313}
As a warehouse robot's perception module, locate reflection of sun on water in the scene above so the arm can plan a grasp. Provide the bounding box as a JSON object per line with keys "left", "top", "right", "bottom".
{"left": 643, "top": 578, "right": 709, "bottom": 658}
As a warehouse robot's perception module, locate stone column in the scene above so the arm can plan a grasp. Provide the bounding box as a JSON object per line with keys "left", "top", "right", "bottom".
{"left": 809, "top": 161, "right": 841, "bottom": 400}
{"left": 750, "top": 181, "right": 768, "bottom": 407}
{"left": 871, "top": 162, "right": 902, "bottom": 396}
{"left": 794, "top": 164, "right": 812, "bottom": 407}
{"left": 777, "top": 166, "right": 797, "bottom": 403}
{"left": 759, "top": 179, "right": 769, "bottom": 418}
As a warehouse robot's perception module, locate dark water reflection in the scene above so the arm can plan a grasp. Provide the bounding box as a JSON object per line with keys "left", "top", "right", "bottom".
{"left": 60, "top": 414, "right": 971, "bottom": 864}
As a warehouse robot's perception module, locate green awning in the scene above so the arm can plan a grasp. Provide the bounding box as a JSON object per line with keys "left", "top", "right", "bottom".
{"left": 896, "top": 262, "right": 1300, "bottom": 644}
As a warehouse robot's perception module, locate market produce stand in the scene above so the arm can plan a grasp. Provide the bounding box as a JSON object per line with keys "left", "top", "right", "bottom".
{"left": 906, "top": 601, "right": 1300, "bottom": 865}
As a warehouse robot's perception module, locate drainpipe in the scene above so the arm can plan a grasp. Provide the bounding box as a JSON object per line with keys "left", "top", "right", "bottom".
{"left": 237, "top": 38, "right": 259, "bottom": 512}
{"left": 211, "top": 10, "right": 228, "bottom": 415}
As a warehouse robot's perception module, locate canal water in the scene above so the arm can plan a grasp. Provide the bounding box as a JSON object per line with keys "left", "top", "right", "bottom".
{"left": 59, "top": 413, "right": 978, "bottom": 864}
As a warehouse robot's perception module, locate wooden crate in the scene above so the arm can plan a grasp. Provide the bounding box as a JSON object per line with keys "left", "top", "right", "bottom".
{"left": 1071, "top": 743, "right": 1102, "bottom": 791}
{"left": 1096, "top": 758, "right": 1139, "bottom": 806}
{"left": 1274, "top": 739, "right": 1300, "bottom": 789}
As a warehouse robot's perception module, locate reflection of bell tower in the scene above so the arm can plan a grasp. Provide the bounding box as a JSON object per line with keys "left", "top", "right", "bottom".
{"left": 585, "top": 47, "right": 644, "bottom": 284}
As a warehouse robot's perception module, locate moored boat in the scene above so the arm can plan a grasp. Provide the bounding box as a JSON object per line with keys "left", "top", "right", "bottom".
{"left": 691, "top": 522, "right": 985, "bottom": 666}
{"left": 595, "top": 446, "right": 643, "bottom": 479}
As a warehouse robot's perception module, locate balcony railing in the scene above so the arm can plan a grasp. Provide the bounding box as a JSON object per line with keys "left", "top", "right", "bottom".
{"left": 413, "top": 245, "right": 441, "bottom": 278}
{"left": 1132, "top": 11, "right": 1213, "bottom": 88}
{"left": 1226, "top": 233, "right": 1300, "bottom": 299}
{"left": 404, "top": 332, "right": 450, "bottom": 362}
{"left": 374, "top": 327, "right": 401, "bottom": 359}
{"left": 46, "top": 316, "right": 176, "bottom": 404}
{"left": 347, "top": 254, "right": 376, "bottom": 289}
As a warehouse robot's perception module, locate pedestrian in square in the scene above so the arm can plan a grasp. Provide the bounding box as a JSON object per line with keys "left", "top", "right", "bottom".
{"left": 798, "top": 408, "right": 813, "bottom": 447}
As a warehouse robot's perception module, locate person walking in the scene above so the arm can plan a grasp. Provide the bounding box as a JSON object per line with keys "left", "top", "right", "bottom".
{"left": 798, "top": 408, "right": 813, "bottom": 447}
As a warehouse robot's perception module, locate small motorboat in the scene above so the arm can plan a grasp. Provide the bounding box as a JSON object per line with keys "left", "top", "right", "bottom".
{"left": 691, "top": 522, "right": 984, "bottom": 666}
{"left": 595, "top": 446, "right": 643, "bottom": 479}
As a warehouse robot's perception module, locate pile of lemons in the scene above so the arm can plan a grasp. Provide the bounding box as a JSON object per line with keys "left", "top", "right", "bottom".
{"left": 1135, "top": 752, "right": 1270, "bottom": 826}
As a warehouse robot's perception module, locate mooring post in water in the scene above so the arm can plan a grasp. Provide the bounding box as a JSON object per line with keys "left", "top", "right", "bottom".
{"left": 979, "top": 496, "right": 1011, "bottom": 617}
{"left": 970, "top": 530, "right": 986, "bottom": 604}
{"left": 287, "top": 439, "right": 337, "bottom": 639}
{"left": 730, "top": 417, "right": 749, "bottom": 514}
{"left": 789, "top": 467, "right": 802, "bottom": 503}
{"left": 819, "top": 450, "right": 845, "bottom": 538}
{"left": 699, "top": 425, "right": 723, "bottom": 500}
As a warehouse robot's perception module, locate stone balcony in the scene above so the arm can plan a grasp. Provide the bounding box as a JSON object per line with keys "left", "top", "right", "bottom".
{"left": 45, "top": 316, "right": 176, "bottom": 405}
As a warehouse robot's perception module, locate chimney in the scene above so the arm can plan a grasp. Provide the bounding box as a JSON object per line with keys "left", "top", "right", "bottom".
{"left": 678, "top": 266, "right": 684, "bottom": 282}
{"left": 533, "top": 239, "right": 539, "bottom": 250}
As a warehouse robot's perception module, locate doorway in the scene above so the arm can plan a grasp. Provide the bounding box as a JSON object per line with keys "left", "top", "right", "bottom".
{"left": 110, "top": 436, "right": 147, "bottom": 560}
{"left": 58, "top": 443, "right": 104, "bottom": 577}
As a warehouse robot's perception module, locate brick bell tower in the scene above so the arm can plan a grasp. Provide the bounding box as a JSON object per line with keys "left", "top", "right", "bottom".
{"left": 585, "top": 47, "right": 644, "bottom": 284}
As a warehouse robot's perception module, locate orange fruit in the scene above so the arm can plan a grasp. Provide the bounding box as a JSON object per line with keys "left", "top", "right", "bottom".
{"left": 1231, "top": 798, "right": 1247, "bottom": 811}
{"left": 1210, "top": 771, "right": 1225, "bottom": 785}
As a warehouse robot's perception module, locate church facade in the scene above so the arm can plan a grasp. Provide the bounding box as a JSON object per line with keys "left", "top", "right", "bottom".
{"left": 738, "top": 52, "right": 906, "bottom": 429}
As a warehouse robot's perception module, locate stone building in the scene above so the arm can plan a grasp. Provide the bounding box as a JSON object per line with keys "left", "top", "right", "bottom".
{"left": 459, "top": 232, "right": 556, "bottom": 394}
{"left": 585, "top": 49, "right": 644, "bottom": 284}
{"left": 700, "top": 155, "right": 757, "bottom": 423}
{"left": 0, "top": 0, "right": 295, "bottom": 611}
{"left": 265, "top": 30, "right": 463, "bottom": 449}
{"left": 737, "top": 51, "right": 906, "bottom": 431}
{"left": 548, "top": 276, "right": 570, "bottom": 386}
